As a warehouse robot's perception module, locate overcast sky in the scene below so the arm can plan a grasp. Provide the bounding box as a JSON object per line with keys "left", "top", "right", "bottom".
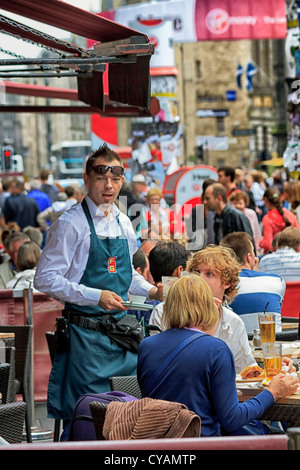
{"left": 0, "top": 0, "right": 102, "bottom": 58}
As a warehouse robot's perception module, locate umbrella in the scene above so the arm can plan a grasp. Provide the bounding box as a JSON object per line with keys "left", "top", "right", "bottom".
{"left": 261, "top": 157, "right": 284, "bottom": 166}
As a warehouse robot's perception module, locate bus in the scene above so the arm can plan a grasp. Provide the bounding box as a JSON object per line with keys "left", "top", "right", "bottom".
{"left": 50, "top": 140, "right": 92, "bottom": 180}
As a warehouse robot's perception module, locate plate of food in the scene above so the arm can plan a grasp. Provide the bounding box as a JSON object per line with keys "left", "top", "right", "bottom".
{"left": 236, "top": 365, "right": 265, "bottom": 383}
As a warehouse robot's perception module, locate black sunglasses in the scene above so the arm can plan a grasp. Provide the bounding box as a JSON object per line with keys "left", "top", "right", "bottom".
{"left": 91, "top": 165, "right": 124, "bottom": 177}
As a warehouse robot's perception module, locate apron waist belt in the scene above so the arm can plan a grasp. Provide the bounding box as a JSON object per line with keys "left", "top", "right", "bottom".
{"left": 64, "top": 310, "right": 107, "bottom": 332}
{"left": 70, "top": 315, "right": 104, "bottom": 332}
{"left": 64, "top": 310, "right": 120, "bottom": 332}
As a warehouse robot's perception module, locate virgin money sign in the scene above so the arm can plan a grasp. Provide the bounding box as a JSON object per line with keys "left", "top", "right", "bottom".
{"left": 195, "top": 0, "right": 286, "bottom": 40}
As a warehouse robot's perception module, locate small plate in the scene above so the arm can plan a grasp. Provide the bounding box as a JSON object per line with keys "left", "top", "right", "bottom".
{"left": 236, "top": 374, "right": 264, "bottom": 383}
{"left": 122, "top": 301, "right": 154, "bottom": 311}
{"left": 128, "top": 295, "right": 147, "bottom": 304}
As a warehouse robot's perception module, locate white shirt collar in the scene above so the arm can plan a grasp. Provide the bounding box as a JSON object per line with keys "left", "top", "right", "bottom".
{"left": 84, "top": 195, "right": 120, "bottom": 220}
{"left": 215, "top": 305, "right": 233, "bottom": 335}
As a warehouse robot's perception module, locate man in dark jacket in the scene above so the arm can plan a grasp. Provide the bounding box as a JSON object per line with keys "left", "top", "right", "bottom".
{"left": 3, "top": 179, "right": 40, "bottom": 230}
{"left": 203, "top": 182, "right": 253, "bottom": 244}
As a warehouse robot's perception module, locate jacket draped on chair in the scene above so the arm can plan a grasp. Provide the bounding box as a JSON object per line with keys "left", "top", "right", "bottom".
{"left": 102, "top": 397, "right": 201, "bottom": 440}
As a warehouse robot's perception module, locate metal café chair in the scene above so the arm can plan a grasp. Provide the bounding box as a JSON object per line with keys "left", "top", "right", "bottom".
{"left": 0, "top": 325, "right": 33, "bottom": 443}
{"left": 0, "top": 401, "right": 27, "bottom": 444}
{"left": 109, "top": 375, "right": 142, "bottom": 399}
{"left": 249, "top": 329, "right": 300, "bottom": 342}
{"left": 260, "top": 403, "right": 300, "bottom": 429}
{"left": 45, "top": 331, "right": 61, "bottom": 442}
{"left": 4, "top": 346, "right": 16, "bottom": 404}
{"left": 0, "top": 363, "right": 11, "bottom": 405}
{"left": 276, "top": 329, "right": 299, "bottom": 342}
{"left": 89, "top": 401, "right": 108, "bottom": 441}
{"left": 145, "top": 324, "right": 162, "bottom": 336}
{"left": 0, "top": 346, "right": 16, "bottom": 405}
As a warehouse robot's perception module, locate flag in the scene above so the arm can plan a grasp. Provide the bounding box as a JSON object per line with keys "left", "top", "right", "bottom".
{"left": 246, "top": 62, "right": 257, "bottom": 92}
{"left": 166, "top": 154, "right": 179, "bottom": 175}
{"left": 131, "top": 142, "right": 152, "bottom": 164}
{"left": 236, "top": 63, "right": 243, "bottom": 89}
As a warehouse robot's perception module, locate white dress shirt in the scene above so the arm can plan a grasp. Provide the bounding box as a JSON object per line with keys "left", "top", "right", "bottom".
{"left": 215, "top": 306, "right": 256, "bottom": 374}
{"left": 34, "top": 195, "right": 153, "bottom": 306}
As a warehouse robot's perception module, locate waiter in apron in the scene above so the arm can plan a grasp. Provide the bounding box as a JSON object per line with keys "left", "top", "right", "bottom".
{"left": 34, "top": 145, "right": 163, "bottom": 436}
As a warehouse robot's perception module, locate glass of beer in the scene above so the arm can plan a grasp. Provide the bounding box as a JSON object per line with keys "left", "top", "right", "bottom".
{"left": 262, "top": 342, "right": 282, "bottom": 379}
{"left": 258, "top": 313, "right": 275, "bottom": 343}
{"left": 162, "top": 276, "right": 178, "bottom": 301}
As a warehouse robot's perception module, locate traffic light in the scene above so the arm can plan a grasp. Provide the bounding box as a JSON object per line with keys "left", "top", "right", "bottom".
{"left": 196, "top": 144, "right": 203, "bottom": 160}
{"left": 2, "top": 145, "right": 14, "bottom": 170}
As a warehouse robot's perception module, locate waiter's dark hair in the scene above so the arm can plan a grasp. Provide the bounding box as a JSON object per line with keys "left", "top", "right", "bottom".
{"left": 85, "top": 144, "right": 123, "bottom": 174}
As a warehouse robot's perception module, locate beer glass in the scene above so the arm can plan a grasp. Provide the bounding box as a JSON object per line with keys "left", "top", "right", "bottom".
{"left": 162, "top": 276, "right": 178, "bottom": 300}
{"left": 258, "top": 313, "right": 275, "bottom": 343}
{"left": 262, "top": 342, "right": 282, "bottom": 379}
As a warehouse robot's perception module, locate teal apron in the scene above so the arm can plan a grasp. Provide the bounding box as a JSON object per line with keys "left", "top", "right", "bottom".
{"left": 47, "top": 199, "right": 137, "bottom": 420}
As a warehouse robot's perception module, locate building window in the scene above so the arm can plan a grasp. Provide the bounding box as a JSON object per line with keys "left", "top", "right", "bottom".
{"left": 195, "top": 60, "right": 202, "bottom": 79}
{"left": 216, "top": 116, "right": 225, "bottom": 135}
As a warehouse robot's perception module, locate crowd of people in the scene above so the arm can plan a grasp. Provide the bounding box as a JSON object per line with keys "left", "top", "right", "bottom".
{"left": 0, "top": 170, "right": 85, "bottom": 292}
{"left": 0, "top": 147, "right": 299, "bottom": 439}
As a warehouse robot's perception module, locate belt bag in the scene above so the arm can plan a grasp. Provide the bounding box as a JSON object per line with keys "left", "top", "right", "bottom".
{"left": 101, "top": 314, "right": 144, "bottom": 354}
{"left": 67, "top": 312, "right": 144, "bottom": 354}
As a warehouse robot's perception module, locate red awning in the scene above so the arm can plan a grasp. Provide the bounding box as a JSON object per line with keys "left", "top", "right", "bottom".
{"left": 0, "top": 0, "right": 147, "bottom": 43}
{"left": 0, "top": 0, "right": 157, "bottom": 116}
{"left": 1, "top": 81, "right": 160, "bottom": 117}
{"left": 2, "top": 81, "right": 78, "bottom": 100}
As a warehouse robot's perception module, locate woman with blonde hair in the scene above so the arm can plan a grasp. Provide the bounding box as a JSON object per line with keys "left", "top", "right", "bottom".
{"left": 161, "top": 274, "right": 219, "bottom": 332}
{"left": 137, "top": 274, "right": 298, "bottom": 436}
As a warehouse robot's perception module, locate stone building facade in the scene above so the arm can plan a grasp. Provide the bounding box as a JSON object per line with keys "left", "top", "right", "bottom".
{"left": 173, "top": 38, "right": 283, "bottom": 169}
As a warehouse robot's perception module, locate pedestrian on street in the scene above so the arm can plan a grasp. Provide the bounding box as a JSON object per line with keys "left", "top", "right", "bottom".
{"left": 39, "top": 169, "right": 59, "bottom": 203}
{"left": 2, "top": 179, "right": 40, "bottom": 230}
{"left": 203, "top": 182, "right": 253, "bottom": 245}
{"left": 27, "top": 179, "right": 51, "bottom": 212}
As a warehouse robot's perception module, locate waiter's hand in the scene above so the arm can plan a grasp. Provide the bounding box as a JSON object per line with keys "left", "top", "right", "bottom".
{"left": 149, "top": 283, "right": 163, "bottom": 302}
{"left": 99, "top": 290, "right": 128, "bottom": 311}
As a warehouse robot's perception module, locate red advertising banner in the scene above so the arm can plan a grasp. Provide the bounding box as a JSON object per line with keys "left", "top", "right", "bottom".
{"left": 98, "top": 0, "right": 287, "bottom": 68}
{"left": 195, "top": 0, "right": 287, "bottom": 40}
